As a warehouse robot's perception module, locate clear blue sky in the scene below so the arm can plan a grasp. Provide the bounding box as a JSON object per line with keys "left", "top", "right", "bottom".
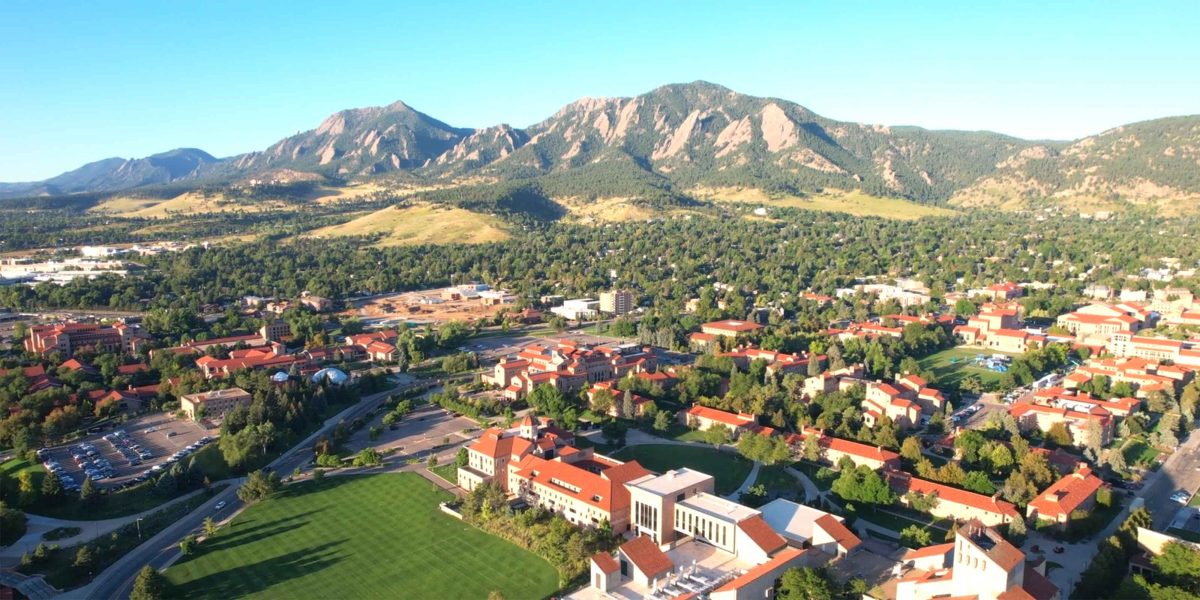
{"left": 2, "top": 1, "right": 1197, "bottom": 181}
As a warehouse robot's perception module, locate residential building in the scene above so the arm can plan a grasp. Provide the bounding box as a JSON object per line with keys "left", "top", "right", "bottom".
{"left": 586, "top": 382, "right": 654, "bottom": 418}
{"left": 599, "top": 289, "right": 635, "bottom": 315}
{"left": 1062, "top": 356, "right": 1193, "bottom": 398}
{"left": 508, "top": 450, "right": 651, "bottom": 532}
{"left": 801, "top": 364, "right": 867, "bottom": 399}
{"left": 24, "top": 322, "right": 148, "bottom": 356}
{"left": 679, "top": 405, "right": 757, "bottom": 437}
{"left": 347, "top": 330, "right": 401, "bottom": 362}
{"left": 1029, "top": 387, "right": 1141, "bottom": 418}
{"left": 862, "top": 383, "right": 921, "bottom": 429}
{"left": 881, "top": 520, "right": 1058, "bottom": 600}
{"left": 837, "top": 282, "right": 932, "bottom": 308}
{"left": 887, "top": 472, "right": 1021, "bottom": 526}
{"left": 953, "top": 305, "right": 1047, "bottom": 353}
{"left": 179, "top": 387, "right": 252, "bottom": 420}
{"left": 259, "top": 319, "right": 291, "bottom": 342}
{"left": 299, "top": 291, "right": 333, "bottom": 312}
{"left": 966, "top": 282, "right": 1025, "bottom": 302}
{"left": 1108, "top": 333, "right": 1200, "bottom": 368}
{"left": 1026, "top": 466, "right": 1105, "bottom": 526}
{"left": 1009, "top": 402, "right": 1115, "bottom": 447}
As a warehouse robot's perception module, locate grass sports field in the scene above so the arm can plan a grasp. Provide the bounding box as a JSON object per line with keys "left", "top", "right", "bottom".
{"left": 164, "top": 474, "right": 559, "bottom": 599}
{"left": 917, "top": 347, "right": 1017, "bottom": 388}
{"left": 610, "top": 444, "right": 752, "bottom": 495}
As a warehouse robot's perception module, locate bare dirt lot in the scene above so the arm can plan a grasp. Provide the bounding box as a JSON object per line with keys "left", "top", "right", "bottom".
{"left": 345, "top": 287, "right": 508, "bottom": 325}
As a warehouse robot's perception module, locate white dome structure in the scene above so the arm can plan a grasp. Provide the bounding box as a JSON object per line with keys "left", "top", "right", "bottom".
{"left": 311, "top": 367, "right": 349, "bottom": 386}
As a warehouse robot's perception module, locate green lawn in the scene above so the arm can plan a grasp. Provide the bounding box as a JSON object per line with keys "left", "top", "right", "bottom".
{"left": 0, "top": 458, "right": 44, "bottom": 500}
{"left": 610, "top": 444, "right": 753, "bottom": 495}
{"left": 428, "top": 463, "right": 458, "bottom": 483}
{"left": 1122, "top": 438, "right": 1161, "bottom": 468}
{"left": 918, "top": 347, "right": 1017, "bottom": 388}
{"left": 164, "top": 474, "right": 559, "bottom": 600}
{"left": 752, "top": 464, "right": 805, "bottom": 500}
{"left": 790, "top": 460, "right": 836, "bottom": 492}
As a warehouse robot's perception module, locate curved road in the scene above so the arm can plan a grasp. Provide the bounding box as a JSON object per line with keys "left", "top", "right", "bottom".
{"left": 79, "top": 382, "right": 422, "bottom": 600}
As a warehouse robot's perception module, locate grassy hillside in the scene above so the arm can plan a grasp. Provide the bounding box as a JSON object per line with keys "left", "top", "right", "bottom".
{"left": 91, "top": 191, "right": 283, "bottom": 218}
{"left": 305, "top": 202, "right": 510, "bottom": 246}
{"left": 690, "top": 186, "right": 957, "bottom": 220}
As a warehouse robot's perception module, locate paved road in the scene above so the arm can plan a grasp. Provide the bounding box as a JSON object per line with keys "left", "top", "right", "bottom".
{"left": 1142, "top": 423, "right": 1200, "bottom": 529}
{"left": 81, "top": 382, "right": 423, "bottom": 600}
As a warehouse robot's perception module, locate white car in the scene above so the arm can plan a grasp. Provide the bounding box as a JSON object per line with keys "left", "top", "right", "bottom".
{"left": 214, "top": 501, "right": 227, "bottom": 511}
{"left": 1170, "top": 491, "right": 1190, "bottom": 505}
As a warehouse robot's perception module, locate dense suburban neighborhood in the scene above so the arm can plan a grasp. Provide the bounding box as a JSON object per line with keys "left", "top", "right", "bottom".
{"left": 2, "top": 267, "right": 1200, "bottom": 600}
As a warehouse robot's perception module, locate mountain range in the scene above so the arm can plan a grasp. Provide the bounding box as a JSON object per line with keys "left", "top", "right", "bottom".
{"left": 3, "top": 81, "right": 1198, "bottom": 212}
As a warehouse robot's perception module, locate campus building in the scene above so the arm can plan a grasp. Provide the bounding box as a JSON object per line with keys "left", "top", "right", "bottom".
{"left": 678, "top": 405, "right": 757, "bottom": 438}
{"left": 484, "top": 339, "right": 656, "bottom": 401}
{"left": 1107, "top": 333, "right": 1200, "bottom": 369}
{"left": 1009, "top": 401, "right": 1115, "bottom": 448}
{"left": 586, "top": 470, "right": 860, "bottom": 600}
{"left": 24, "top": 322, "right": 148, "bottom": 356}
{"left": 1026, "top": 466, "right": 1105, "bottom": 526}
{"left": 179, "top": 387, "right": 252, "bottom": 420}
{"left": 886, "top": 472, "right": 1021, "bottom": 527}
{"left": 1055, "top": 302, "right": 1154, "bottom": 345}
{"left": 1062, "top": 356, "right": 1194, "bottom": 398}
{"left": 879, "top": 520, "right": 1058, "bottom": 600}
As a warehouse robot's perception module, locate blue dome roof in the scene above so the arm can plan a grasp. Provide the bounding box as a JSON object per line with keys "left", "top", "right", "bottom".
{"left": 311, "top": 367, "right": 349, "bottom": 385}
{"left": 271, "top": 371, "right": 291, "bottom": 383}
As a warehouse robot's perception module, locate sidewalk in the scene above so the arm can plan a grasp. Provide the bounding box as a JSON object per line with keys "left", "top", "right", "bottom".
{"left": 0, "top": 487, "right": 207, "bottom": 566}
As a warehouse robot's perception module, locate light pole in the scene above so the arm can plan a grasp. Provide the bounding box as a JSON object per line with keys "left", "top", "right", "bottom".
{"left": 136, "top": 517, "right": 143, "bottom": 540}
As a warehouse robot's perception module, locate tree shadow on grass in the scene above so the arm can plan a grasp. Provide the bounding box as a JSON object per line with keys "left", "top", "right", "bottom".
{"left": 195, "top": 507, "right": 329, "bottom": 553}
{"left": 172, "top": 539, "right": 347, "bottom": 598}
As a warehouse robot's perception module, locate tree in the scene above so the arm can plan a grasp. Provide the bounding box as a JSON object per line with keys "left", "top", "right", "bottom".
{"left": 900, "top": 525, "right": 933, "bottom": 548}
{"left": 901, "top": 437, "right": 924, "bottom": 463}
{"left": 777, "top": 567, "right": 833, "bottom": 600}
{"left": 237, "top": 470, "right": 281, "bottom": 503}
{"left": 354, "top": 448, "right": 382, "bottom": 467}
{"left": 832, "top": 465, "right": 896, "bottom": 506}
{"left": 1154, "top": 542, "right": 1200, "bottom": 594}
{"left": 653, "top": 410, "right": 671, "bottom": 432}
{"left": 704, "top": 424, "right": 732, "bottom": 447}
{"left": 621, "top": 389, "right": 636, "bottom": 419}
{"left": 962, "top": 470, "right": 996, "bottom": 495}
{"left": 803, "top": 434, "right": 822, "bottom": 463}
{"left": 203, "top": 516, "right": 218, "bottom": 537}
{"left": 427, "top": 454, "right": 438, "bottom": 468}
{"left": 989, "top": 444, "right": 1014, "bottom": 474}
{"left": 601, "top": 420, "right": 627, "bottom": 446}
{"left": 179, "top": 534, "right": 196, "bottom": 555}
{"left": 80, "top": 476, "right": 100, "bottom": 506}
{"left": 73, "top": 545, "right": 94, "bottom": 572}
{"left": 455, "top": 447, "right": 469, "bottom": 468}
{"left": 17, "top": 470, "right": 38, "bottom": 507}
{"left": 1045, "top": 422, "right": 1073, "bottom": 448}
{"left": 131, "top": 565, "right": 168, "bottom": 600}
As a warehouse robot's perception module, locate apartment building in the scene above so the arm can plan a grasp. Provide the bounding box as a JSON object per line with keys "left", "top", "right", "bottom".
{"left": 179, "top": 387, "right": 252, "bottom": 420}
{"left": 599, "top": 289, "right": 635, "bottom": 315}
{"left": 862, "top": 383, "right": 922, "bottom": 429}
{"left": 1026, "top": 466, "right": 1104, "bottom": 526}
{"left": 1009, "top": 402, "right": 1115, "bottom": 447}
{"left": 1108, "top": 333, "right": 1200, "bottom": 369}
{"left": 1062, "top": 355, "right": 1193, "bottom": 397}
{"left": 802, "top": 364, "right": 867, "bottom": 399}
{"left": 1029, "top": 387, "right": 1141, "bottom": 418}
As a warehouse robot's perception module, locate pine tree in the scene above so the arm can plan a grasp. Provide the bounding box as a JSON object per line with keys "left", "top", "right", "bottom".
{"left": 130, "top": 565, "right": 168, "bottom": 600}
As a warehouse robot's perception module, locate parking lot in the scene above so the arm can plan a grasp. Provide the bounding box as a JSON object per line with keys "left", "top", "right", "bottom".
{"left": 38, "top": 414, "right": 211, "bottom": 490}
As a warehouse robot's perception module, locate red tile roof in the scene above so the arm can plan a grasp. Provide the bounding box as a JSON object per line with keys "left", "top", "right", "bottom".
{"left": 682, "top": 405, "right": 755, "bottom": 428}
{"left": 903, "top": 542, "right": 954, "bottom": 560}
{"left": 591, "top": 552, "right": 619, "bottom": 574}
{"left": 888, "top": 473, "right": 1020, "bottom": 519}
{"left": 713, "top": 547, "right": 804, "bottom": 593}
{"left": 619, "top": 536, "right": 673, "bottom": 578}
{"left": 813, "top": 514, "right": 861, "bottom": 552}
{"left": 736, "top": 514, "right": 788, "bottom": 555}
{"left": 1027, "top": 467, "right": 1104, "bottom": 520}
